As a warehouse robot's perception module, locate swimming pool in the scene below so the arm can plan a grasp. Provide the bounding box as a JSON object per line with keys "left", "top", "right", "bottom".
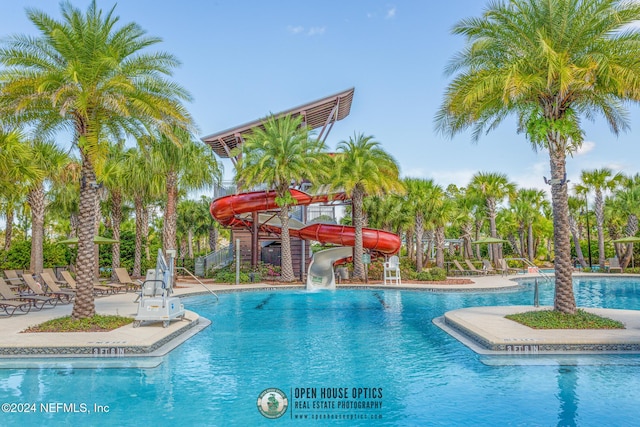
{"left": 1, "top": 277, "right": 640, "bottom": 426}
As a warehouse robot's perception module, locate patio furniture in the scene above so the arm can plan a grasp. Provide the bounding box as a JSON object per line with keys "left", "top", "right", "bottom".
{"left": 384, "top": 256, "right": 401, "bottom": 285}
{"left": 0, "top": 277, "right": 57, "bottom": 310}
{"left": 60, "top": 271, "right": 114, "bottom": 296}
{"left": 114, "top": 268, "right": 143, "bottom": 291}
{"left": 23, "top": 273, "right": 74, "bottom": 304}
{"left": 465, "top": 259, "right": 487, "bottom": 275}
{"left": 607, "top": 258, "right": 623, "bottom": 273}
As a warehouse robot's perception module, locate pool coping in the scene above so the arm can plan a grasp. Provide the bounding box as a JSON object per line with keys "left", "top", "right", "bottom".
{"left": 434, "top": 305, "right": 640, "bottom": 355}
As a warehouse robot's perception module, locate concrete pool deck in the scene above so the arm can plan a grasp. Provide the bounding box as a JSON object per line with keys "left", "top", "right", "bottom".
{"left": 1, "top": 273, "right": 639, "bottom": 359}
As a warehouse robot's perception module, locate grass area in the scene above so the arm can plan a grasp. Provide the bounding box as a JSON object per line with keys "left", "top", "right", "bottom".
{"left": 505, "top": 309, "right": 625, "bottom": 330}
{"left": 23, "top": 314, "right": 134, "bottom": 333}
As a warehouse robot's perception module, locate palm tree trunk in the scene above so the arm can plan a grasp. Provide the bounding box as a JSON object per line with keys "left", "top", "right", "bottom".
{"left": 71, "top": 154, "right": 97, "bottom": 319}
{"left": 188, "top": 229, "right": 194, "bottom": 259}
{"left": 3, "top": 204, "right": 13, "bottom": 251}
{"left": 569, "top": 215, "right": 587, "bottom": 268}
{"left": 133, "top": 195, "right": 144, "bottom": 278}
{"left": 352, "top": 188, "right": 365, "bottom": 280}
{"left": 415, "top": 215, "right": 424, "bottom": 272}
{"left": 620, "top": 214, "right": 638, "bottom": 269}
{"left": 28, "top": 184, "right": 46, "bottom": 275}
{"left": 462, "top": 222, "right": 473, "bottom": 258}
{"left": 110, "top": 191, "right": 122, "bottom": 281}
{"left": 277, "top": 205, "right": 295, "bottom": 282}
{"left": 142, "top": 205, "right": 150, "bottom": 262}
{"left": 487, "top": 198, "right": 501, "bottom": 261}
{"left": 163, "top": 171, "right": 178, "bottom": 253}
{"left": 527, "top": 223, "right": 535, "bottom": 261}
{"left": 549, "top": 147, "right": 576, "bottom": 314}
{"left": 435, "top": 226, "right": 445, "bottom": 268}
{"left": 594, "top": 189, "right": 606, "bottom": 269}
{"left": 208, "top": 223, "right": 217, "bottom": 252}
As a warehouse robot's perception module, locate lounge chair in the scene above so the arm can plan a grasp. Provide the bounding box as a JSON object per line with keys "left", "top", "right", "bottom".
{"left": 114, "top": 268, "right": 143, "bottom": 291}
{"left": 498, "top": 259, "right": 519, "bottom": 276}
{"left": 0, "top": 277, "right": 58, "bottom": 310}
{"left": 23, "top": 274, "right": 74, "bottom": 304}
{"left": 3, "top": 270, "right": 24, "bottom": 288}
{"left": 383, "top": 256, "right": 401, "bottom": 285}
{"left": 452, "top": 260, "right": 480, "bottom": 276}
{"left": 60, "top": 271, "right": 113, "bottom": 296}
{"left": 607, "top": 258, "right": 623, "bottom": 273}
{"left": 0, "top": 298, "right": 31, "bottom": 317}
{"left": 43, "top": 268, "right": 65, "bottom": 285}
{"left": 482, "top": 260, "right": 499, "bottom": 275}
{"left": 465, "top": 259, "right": 487, "bottom": 275}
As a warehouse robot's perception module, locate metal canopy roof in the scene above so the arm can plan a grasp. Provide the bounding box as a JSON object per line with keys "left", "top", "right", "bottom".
{"left": 201, "top": 87, "right": 354, "bottom": 159}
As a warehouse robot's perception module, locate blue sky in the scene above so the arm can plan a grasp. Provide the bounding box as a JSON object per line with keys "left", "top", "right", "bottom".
{"left": 3, "top": 0, "right": 640, "bottom": 195}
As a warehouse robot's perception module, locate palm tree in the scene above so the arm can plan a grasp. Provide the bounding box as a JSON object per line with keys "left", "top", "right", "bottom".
{"left": 26, "top": 140, "right": 70, "bottom": 275}
{"left": 0, "top": 1, "right": 193, "bottom": 318}
{"left": 101, "top": 142, "right": 130, "bottom": 280}
{"left": 234, "top": 114, "right": 325, "bottom": 282}
{"left": 0, "top": 128, "right": 40, "bottom": 251}
{"left": 436, "top": 0, "right": 640, "bottom": 313}
{"left": 404, "top": 178, "right": 442, "bottom": 272}
{"left": 332, "top": 133, "right": 403, "bottom": 280}
{"left": 567, "top": 195, "right": 588, "bottom": 269}
{"left": 467, "top": 172, "right": 516, "bottom": 262}
{"left": 610, "top": 174, "right": 640, "bottom": 268}
{"left": 579, "top": 168, "right": 622, "bottom": 269}
{"left": 147, "top": 129, "right": 221, "bottom": 257}
{"left": 123, "top": 145, "right": 163, "bottom": 278}
{"left": 512, "top": 188, "right": 548, "bottom": 262}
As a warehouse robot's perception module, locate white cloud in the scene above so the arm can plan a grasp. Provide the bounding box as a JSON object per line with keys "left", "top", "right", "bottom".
{"left": 287, "top": 25, "right": 304, "bottom": 34}
{"left": 386, "top": 6, "right": 396, "bottom": 19}
{"left": 307, "top": 26, "right": 326, "bottom": 36}
{"left": 574, "top": 140, "right": 596, "bottom": 156}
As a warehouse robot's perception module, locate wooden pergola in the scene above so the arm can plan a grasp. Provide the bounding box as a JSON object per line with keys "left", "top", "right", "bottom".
{"left": 201, "top": 87, "right": 354, "bottom": 165}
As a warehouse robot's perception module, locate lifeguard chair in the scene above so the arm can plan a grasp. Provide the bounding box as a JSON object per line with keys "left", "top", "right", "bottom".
{"left": 384, "top": 256, "right": 401, "bottom": 285}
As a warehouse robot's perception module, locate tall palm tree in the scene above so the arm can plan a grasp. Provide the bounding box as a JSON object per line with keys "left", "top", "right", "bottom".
{"left": 512, "top": 188, "right": 548, "bottom": 262}
{"left": 404, "top": 178, "right": 443, "bottom": 271}
{"left": 436, "top": 0, "right": 640, "bottom": 313}
{"left": 26, "top": 140, "right": 70, "bottom": 275}
{"left": 467, "top": 172, "right": 516, "bottom": 261}
{"left": 579, "top": 168, "right": 622, "bottom": 269}
{"left": 0, "top": 128, "right": 40, "bottom": 251}
{"left": 123, "top": 144, "right": 164, "bottom": 278}
{"left": 332, "top": 133, "right": 403, "bottom": 280}
{"left": 147, "top": 130, "right": 221, "bottom": 257}
{"left": 101, "top": 142, "right": 130, "bottom": 279}
{"left": 234, "top": 114, "right": 324, "bottom": 282}
{"left": 0, "top": 1, "right": 193, "bottom": 318}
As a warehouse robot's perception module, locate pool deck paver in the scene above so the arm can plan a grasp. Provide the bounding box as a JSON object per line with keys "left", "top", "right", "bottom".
{"left": 1, "top": 272, "right": 639, "bottom": 358}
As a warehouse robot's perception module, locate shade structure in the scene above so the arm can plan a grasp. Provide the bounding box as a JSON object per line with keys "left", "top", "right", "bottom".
{"left": 57, "top": 236, "right": 119, "bottom": 245}
{"left": 472, "top": 237, "right": 508, "bottom": 245}
{"left": 612, "top": 236, "right": 640, "bottom": 243}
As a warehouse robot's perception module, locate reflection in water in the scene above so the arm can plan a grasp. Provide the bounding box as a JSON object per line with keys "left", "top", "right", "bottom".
{"left": 557, "top": 366, "right": 578, "bottom": 427}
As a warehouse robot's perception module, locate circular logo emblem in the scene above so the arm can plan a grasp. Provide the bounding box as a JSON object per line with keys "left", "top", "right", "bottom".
{"left": 257, "top": 388, "right": 288, "bottom": 419}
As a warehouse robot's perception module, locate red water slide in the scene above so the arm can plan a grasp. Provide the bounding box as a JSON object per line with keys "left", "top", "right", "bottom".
{"left": 210, "top": 189, "right": 401, "bottom": 255}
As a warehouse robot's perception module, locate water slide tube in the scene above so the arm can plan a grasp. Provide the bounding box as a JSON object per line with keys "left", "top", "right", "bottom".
{"left": 210, "top": 189, "right": 401, "bottom": 288}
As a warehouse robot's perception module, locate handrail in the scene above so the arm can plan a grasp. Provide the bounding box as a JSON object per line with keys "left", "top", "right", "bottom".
{"left": 176, "top": 267, "right": 219, "bottom": 302}
{"left": 504, "top": 257, "right": 552, "bottom": 282}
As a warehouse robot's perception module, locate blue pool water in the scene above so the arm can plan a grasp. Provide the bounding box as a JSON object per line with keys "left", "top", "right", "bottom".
{"left": 2, "top": 277, "right": 640, "bottom": 426}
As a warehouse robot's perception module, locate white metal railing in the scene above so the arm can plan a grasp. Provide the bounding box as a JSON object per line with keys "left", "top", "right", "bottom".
{"left": 504, "top": 257, "right": 552, "bottom": 282}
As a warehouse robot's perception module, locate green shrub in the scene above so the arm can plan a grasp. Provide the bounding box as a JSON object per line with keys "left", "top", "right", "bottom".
{"left": 429, "top": 267, "right": 446, "bottom": 281}
{"left": 416, "top": 271, "right": 432, "bottom": 281}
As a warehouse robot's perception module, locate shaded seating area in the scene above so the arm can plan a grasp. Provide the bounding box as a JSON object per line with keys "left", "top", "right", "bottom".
{"left": 481, "top": 259, "right": 500, "bottom": 275}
